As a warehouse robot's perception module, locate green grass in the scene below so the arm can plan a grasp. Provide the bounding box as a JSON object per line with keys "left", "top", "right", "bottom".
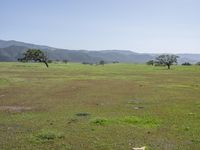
{"left": 30, "top": 130, "right": 65, "bottom": 143}
{"left": 0, "top": 62, "right": 200, "bottom": 149}
{"left": 91, "top": 116, "right": 160, "bottom": 128}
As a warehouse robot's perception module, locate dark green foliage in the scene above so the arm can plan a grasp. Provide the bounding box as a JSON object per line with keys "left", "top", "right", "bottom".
{"left": 154, "top": 63, "right": 165, "bottom": 67}
{"left": 182, "top": 62, "right": 192, "bottom": 66}
{"left": 196, "top": 62, "right": 200, "bottom": 65}
{"left": 76, "top": 112, "right": 90, "bottom": 117}
{"left": 91, "top": 118, "right": 109, "bottom": 125}
{"left": 32, "top": 130, "right": 65, "bottom": 143}
{"left": 63, "top": 59, "right": 68, "bottom": 63}
{"left": 112, "top": 61, "right": 119, "bottom": 64}
{"left": 47, "top": 60, "right": 53, "bottom": 63}
{"left": 146, "top": 60, "right": 154, "bottom": 66}
{"left": 82, "top": 62, "right": 93, "bottom": 65}
{"left": 19, "top": 49, "right": 49, "bottom": 67}
{"left": 155, "top": 54, "right": 179, "bottom": 69}
{"left": 99, "top": 60, "right": 105, "bottom": 65}
{"left": 17, "top": 58, "right": 26, "bottom": 62}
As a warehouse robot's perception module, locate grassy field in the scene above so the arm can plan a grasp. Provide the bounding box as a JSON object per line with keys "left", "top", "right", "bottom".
{"left": 0, "top": 62, "right": 200, "bottom": 150}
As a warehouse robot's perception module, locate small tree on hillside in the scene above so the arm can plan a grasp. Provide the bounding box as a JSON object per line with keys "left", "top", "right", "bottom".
{"left": 155, "top": 54, "right": 179, "bottom": 69}
{"left": 19, "top": 49, "right": 49, "bottom": 68}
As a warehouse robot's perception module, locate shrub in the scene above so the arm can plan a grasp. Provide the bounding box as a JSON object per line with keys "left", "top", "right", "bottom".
{"left": 76, "top": 112, "right": 90, "bottom": 117}
{"left": 146, "top": 60, "right": 154, "bottom": 66}
{"left": 31, "top": 130, "right": 65, "bottom": 143}
{"left": 154, "top": 63, "right": 165, "bottom": 67}
{"left": 82, "top": 62, "right": 93, "bottom": 65}
{"left": 196, "top": 62, "right": 200, "bottom": 65}
{"left": 112, "top": 61, "right": 119, "bottom": 64}
{"left": 182, "top": 62, "right": 192, "bottom": 66}
{"left": 99, "top": 60, "right": 105, "bottom": 65}
{"left": 91, "top": 118, "right": 110, "bottom": 125}
{"left": 63, "top": 59, "right": 68, "bottom": 63}
{"left": 47, "top": 60, "right": 53, "bottom": 63}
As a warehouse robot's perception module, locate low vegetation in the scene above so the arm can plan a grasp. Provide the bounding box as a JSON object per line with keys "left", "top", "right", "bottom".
{"left": 146, "top": 60, "right": 154, "bottom": 66}
{"left": 31, "top": 130, "right": 65, "bottom": 143}
{"left": 196, "top": 62, "right": 200, "bottom": 65}
{"left": 182, "top": 62, "right": 192, "bottom": 66}
{"left": 91, "top": 116, "right": 160, "bottom": 128}
{"left": 0, "top": 62, "right": 200, "bottom": 149}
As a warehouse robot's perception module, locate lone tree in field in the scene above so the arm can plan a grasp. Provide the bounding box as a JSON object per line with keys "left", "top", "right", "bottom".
{"left": 19, "top": 49, "right": 49, "bottom": 68}
{"left": 155, "top": 54, "right": 179, "bottom": 69}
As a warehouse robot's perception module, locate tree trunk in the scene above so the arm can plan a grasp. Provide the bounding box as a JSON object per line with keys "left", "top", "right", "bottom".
{"left": 167, "top": 64, "right": 170, "bottom": 69}
{"left": 43, "top": 61, "right": 49, "bottom": 68}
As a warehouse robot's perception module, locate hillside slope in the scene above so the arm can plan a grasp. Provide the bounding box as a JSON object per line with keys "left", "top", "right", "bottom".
{"left": 0, "top": 40, "right": 199, "bottom": 63}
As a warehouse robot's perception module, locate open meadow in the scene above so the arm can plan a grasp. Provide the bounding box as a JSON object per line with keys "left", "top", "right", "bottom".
{"left": 0, "top": 62, "right": 200, "bottom": 150}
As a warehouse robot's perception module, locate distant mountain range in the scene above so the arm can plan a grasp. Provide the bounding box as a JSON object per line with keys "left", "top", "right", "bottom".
{"left": 0, "top": 40, "right": 200, "bottom": 64}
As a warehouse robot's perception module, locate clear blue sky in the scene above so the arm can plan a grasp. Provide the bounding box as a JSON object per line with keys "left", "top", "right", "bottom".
{"left": 1, "top": 0, "right": 200, "bottom": 53}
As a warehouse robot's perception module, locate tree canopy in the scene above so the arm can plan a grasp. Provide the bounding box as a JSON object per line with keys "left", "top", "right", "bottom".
{"left": 155, "top": 54, "right": 179, "bottom": 69}
{"left": 18, "top": 49, "right": 49, "bottom": 67}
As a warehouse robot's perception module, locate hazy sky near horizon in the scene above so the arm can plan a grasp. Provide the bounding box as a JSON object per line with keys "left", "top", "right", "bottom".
{"left": 1, "top": 0, "right": 200, "bottom": 53}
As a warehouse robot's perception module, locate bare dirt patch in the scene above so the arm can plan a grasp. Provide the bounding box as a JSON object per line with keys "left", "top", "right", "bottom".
{"left": 0, "top": 95, "right": 5, "bottom": 98}
{"left": 133, "top": 106, "right": 144, "bottom": 110}
{"left": 0, "top": 106, "right": 32, "bottom": 112}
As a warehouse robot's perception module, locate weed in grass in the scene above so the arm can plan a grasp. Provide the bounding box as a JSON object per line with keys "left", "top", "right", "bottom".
{"left": 75, "top": 112, "right": 90, "bottom": 117}
{"left": 188, "top": 112, "right": 196, "bottom": 116}
{"left": 119, "top": 116, "right": 160, "bottom": 128}
{"left": 91, "top": 116, "right": 160, "bottom": 128}
{"left": 57, "top": 143, "right": 73, "bottom": 150}
{"left": 0, "top": 78, "right": 8, "bottom": 84}
{"left": 30, "top": 130, "right": 65, "bottom": 143}
{"left": 91, "top": 118, "right": 112, "bottom": 126}
{"left": 0, "top": 78, "right": 9, "bottom": 87}
{"left": 191, "top": 139, "right": 200, "bottom": 144}
{"left": 184, "top": 127, "right": 190, "bottom": 131}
